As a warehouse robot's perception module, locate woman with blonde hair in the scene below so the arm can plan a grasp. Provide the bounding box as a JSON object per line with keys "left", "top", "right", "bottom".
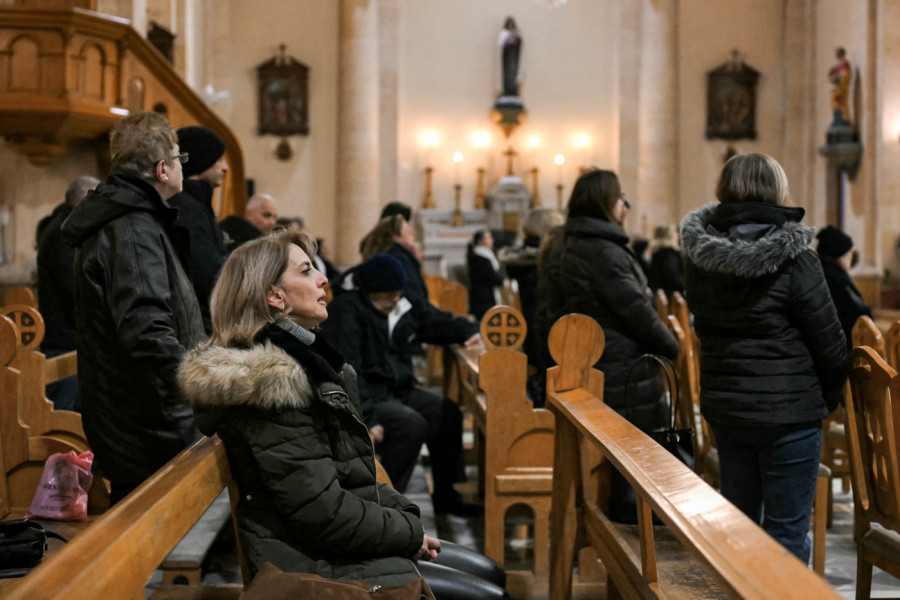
{"left": 178, "top": 230, "right": 506, "bottom": 598}
{"left": 680, "top": 153, "right": 847, "bottom": 563}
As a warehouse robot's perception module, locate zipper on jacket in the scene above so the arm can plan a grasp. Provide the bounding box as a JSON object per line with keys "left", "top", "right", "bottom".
{"left": 321, "top": 389, "right": 381, "bottom": 505}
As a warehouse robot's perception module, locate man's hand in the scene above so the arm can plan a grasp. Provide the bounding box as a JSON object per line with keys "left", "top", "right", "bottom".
{"left": 464, "top": 333, "right": 482, "bottom": 347}
{"left": 369, "top": 425, "right": 385, "bottom": 443}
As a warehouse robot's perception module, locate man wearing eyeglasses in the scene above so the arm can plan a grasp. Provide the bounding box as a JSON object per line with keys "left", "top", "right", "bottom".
{"left": 62, "top": 112, "right": 206, "bottom": 505}
{"left": 168, "top": 126, "right": 230, "bottom": 333}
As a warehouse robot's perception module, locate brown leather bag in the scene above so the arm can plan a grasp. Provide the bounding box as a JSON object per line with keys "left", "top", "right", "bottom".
{"left": 243, "top": 562, "right": 432, "bottom": 600}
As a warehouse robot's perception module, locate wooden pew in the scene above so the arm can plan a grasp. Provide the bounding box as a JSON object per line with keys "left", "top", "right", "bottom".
{"left": 545, "top": 313, "right": 842, "bottom": 600}
{"left": 3, "top": 287, "right": 36, "bottom": 309}
{"left": 1, "top": 304, "right": 87, "bottom": 450}
{"left": 0, "top": 314, "right": 109, "bottom": 516}
{"left": 654, "top": 289, "right": 668, "bottom": 322}
{"left": 2, "top": 435, "right": 243, "bottom": 600}
{"left": 883, "top": 320, "right": 900, "bottom": 372}
{"left": 445, "top": 306, "right": 602, "bottom": 598}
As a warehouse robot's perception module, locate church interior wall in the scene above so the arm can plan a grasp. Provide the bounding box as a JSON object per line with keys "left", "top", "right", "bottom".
{"left": 219, "top": 0, "right": 339, "bottom": 246}
{"left": 396, "top": 0, "right": 618, "bottom": 218}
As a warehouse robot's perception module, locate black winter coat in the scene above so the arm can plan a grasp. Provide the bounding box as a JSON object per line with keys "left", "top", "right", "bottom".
{"left": 649, "top": 246, "right": 684, "bottom": 297}
{"left": 220, "top": 215, "right": 262, "bottom": 252}
{"left": 681, "top": 202, "right": 848, "bottom": 427}
{"left": 503, "top": 238, "right": 541, "bottom": 365}
{"left": 536, "top": 216, "right": 680, "bottom": 430}
{"left": 37, "top": 202, "right": 76, "bottom": 353}
{"left": 387, "top": 243, "right": 479, "bottom": 341}
{"left": 820, "top": 259, "right": 872, "bottom": 349}
{"left": 169, "top": 179, "right": 227, "bottom": 333}
{"left": 321, "top": 288, "right": 473, "bottom": 428}
{"left": 61, "top": 171, "right": 205, "bottom": 483}
{"left": 178, "top": 324, "right": 425, "bottom": 588}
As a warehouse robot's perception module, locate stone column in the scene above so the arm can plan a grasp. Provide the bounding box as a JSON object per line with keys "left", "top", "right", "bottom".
{"left": 781, "top": 0, "right": 817, "bottom": 213}
{"left": 336, "top": 0, "right": 380, "bottom": 264}
{"left": 378, "top": 0, "right": 398, "bottom": 213}
{"left": 617, "top": 0, "right": 641, "bottom": 234}
{"left": 636, "top": 0, "right": 678, "bottom": 232}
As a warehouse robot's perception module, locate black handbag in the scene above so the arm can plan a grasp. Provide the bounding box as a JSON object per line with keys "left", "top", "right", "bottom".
{"left": 0, "top": 519, "right": 67, "bottom": 578}
{"left": 624, "top": 354, "right": 695, "bottom": 469}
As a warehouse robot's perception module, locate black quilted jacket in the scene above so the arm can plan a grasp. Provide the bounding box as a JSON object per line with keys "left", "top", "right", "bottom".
{"left": 680, "top": 202, "right": 848, "bottom": 427}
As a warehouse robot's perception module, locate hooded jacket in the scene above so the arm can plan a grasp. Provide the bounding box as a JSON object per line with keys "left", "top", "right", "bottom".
{"left": 61, "top": 170, "right": 205, "bottom": 483}
{"left": 680, "top": 202, "right": 848, "bottom": 427}
{"left": 178, "top": 324, "right": 425, "bottom": 587}
{"left": 169, "top": 178, "right": 227, "bottom": 333}
{"left": 536, "top": 216, "right": 680, "bottom": 430}
{"left": 37, "top": 201, "right": 77, "bottom": 353}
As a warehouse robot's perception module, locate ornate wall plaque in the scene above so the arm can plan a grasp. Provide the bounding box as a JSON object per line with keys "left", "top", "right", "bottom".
{"left": 256, "top": 45, "right": 309, "bottom": 136}
{"left": 706, "top": 52, "right": 759, "bottom": 141}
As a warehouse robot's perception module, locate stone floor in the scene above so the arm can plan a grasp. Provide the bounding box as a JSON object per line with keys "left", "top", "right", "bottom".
{"left": 148, "top": 461, "right": 900, "bottom": 599}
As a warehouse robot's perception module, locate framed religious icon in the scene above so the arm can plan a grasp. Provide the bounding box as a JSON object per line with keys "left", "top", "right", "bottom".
{"left": 256, "top": 45, "right": 309, "bottom": 136}
{"left": 705, "top": 53, "right": 759, "bottom": 141}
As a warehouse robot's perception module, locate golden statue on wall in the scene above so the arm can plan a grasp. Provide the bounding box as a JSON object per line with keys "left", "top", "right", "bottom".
{"left": 828, "top": 47, "right": 852, "bottom": 128}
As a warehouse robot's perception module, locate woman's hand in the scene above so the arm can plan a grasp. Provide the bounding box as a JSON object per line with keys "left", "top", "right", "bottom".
{"left": 464, "top": 333, "right": 482, "bottom": 347}
{"left": 369, "top": 425, "right": 385, "bottom": 443}
{"left": 414, "top": 534, "right": 441, "bottom": 561}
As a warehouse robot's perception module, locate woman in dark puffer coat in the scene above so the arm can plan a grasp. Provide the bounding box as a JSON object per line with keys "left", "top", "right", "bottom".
{"left": 536, "top": 169, "right": 680, "bottom": 429}
{"left": 535, "top": 169, "right": 680, "bottom": 522}
{"left": 178, "top": 231, "right": 507, "bottom": 599}
{"left": 681, "top": 153, "right": 847, "bottom": 564}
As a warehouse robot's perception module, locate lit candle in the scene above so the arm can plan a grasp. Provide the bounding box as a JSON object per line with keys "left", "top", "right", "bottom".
{"left": 453, "top": 151, "right": 464, "bottom": 185}
{"left": 420, "top": 130, "right": 439, "bottom": 166}
{"left": 573, "top": 134, "right": 589, "bottom": 168}
{"left": 554, "top": 153, "right": 565, "bottom": 185}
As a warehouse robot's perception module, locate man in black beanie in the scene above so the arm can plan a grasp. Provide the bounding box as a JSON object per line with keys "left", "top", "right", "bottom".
{"left": 816, "top": 225, "right": 871, "bottom": 348}
{"left": 321, "top": 253, "right": 480, "bottom": 516}
{"left": 169, "top": 125, "right": 229, "bottom": 333}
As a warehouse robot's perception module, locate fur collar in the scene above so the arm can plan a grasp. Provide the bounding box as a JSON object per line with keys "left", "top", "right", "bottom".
{"left": 178, "top": 342, "right": 315, "bottom": 410}
{"left": 681, "top": 203, "right": 813, "bottom": 278}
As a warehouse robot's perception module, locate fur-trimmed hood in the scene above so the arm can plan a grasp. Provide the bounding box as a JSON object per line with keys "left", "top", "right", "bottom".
{"left": 680, "top": 202, "right": 813, "bottom": 278}
{"left": 178, "top": 342, "right": 315, "bottom": 410}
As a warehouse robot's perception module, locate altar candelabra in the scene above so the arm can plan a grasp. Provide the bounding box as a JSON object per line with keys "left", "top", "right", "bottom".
{"left": 421, "top": 166, "right": 435, "bottom": 209}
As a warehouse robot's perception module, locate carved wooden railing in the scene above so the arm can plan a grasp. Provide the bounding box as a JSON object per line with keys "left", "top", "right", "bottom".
{"left": 0, "top": 4, "right": 246, "bottom": 216}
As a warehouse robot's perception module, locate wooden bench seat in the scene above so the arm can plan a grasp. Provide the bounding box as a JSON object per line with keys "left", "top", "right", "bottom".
{"left": 2, "top": 435, "right": 243, "bottom": 600}
{"left": 546, "top": 313, "right": 842, "bottom": 600}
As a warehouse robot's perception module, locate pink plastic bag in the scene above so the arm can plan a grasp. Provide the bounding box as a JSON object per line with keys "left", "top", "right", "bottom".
{"left": 27, "top": 451, "right": 94, "bottom": 522}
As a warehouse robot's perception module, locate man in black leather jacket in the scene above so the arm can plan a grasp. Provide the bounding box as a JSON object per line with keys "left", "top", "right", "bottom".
{"left": 61, "top": 112, "right": 206, "bottom": 505}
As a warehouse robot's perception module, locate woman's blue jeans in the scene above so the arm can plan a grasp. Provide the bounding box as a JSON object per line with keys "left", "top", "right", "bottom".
{"left": 711, "top": 421, "right": 822, "bottom": 564}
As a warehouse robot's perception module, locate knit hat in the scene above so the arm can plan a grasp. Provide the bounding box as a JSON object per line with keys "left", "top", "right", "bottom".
{"left": 380, "top": 202, "right": 412, "bottom": 222}
{"left": 816, "top": 226, "right": 853, "bottom": 259}
{"left": 177, "top": 126, "right": 225, "bottom": 177}
{"left": 356, "top": 254, "right": 407, "bottom": 293}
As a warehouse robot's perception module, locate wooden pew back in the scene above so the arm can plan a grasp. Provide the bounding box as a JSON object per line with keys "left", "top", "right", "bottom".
{"left": 1, "top": 304, "right": 86, "bottom": 450}
{"left": 546, "top": 313, "right": 841, "bottom": 600}
{"left": 853, "top": 315, "right": 885, "bottom": 356}
{"left": 884, "top": 320, "right": 900, "bottom": 372}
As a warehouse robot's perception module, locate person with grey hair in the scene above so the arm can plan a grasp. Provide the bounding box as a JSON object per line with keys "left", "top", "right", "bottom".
{"left": 681, "top": 152, "right": 847, "bottom": 563}
{"left": 61, "top": 111, "right": 206, "bottom": 504}
{"left": 36, "top": 175, "right": 100, "bottom": 411}
{"left": 220, "top": 193, "right": 279, "bottom": 252}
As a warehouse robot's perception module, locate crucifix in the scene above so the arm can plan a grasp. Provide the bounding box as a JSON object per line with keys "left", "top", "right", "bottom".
{"left": 503, "top": 146, "right": 518, "bottom": 176}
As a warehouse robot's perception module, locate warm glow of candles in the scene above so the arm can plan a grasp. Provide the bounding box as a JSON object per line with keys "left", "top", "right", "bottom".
{"left": 528, "top": 135, "right": 539, "bottom": 149}
{"left": 573, "top": 134, "right": 589, "bottom": 167}
{"left": 420, "top": 130, "right": 439, "bottom": 166}
{"left": 554, "top": 153, "right": 565, "bottom": 167}
{"left": 453, "top": 151, "right": 463, "bottom": 184}
{"left": 470, "top": 131, "right": 490, "bottom": 149}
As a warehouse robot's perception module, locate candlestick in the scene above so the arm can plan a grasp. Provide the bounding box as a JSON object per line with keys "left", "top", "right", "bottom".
{"left": 556, "top": 183, "right": 564, "bottom": 212}
{"left": 475, "top": 167, "right": 486, "bottom": 210}
{"left": 530, "top": 167, "right": 541, "bottom": 207}
{"left": 554, "top": 153, "right": 565, "bottom": 186}
{"left": 453, "top": 183, "right": 463, "bottom": 227}
{"left": 452, "top": 151, "right": 463, "bottom": 185}
{"left": 422, "top": 166, "right": 435, "bottom": 209}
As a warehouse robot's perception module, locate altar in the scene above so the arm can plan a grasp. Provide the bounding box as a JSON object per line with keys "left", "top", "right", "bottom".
{"left": 418, "top": 175, "right": 531, "bottom": 279}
